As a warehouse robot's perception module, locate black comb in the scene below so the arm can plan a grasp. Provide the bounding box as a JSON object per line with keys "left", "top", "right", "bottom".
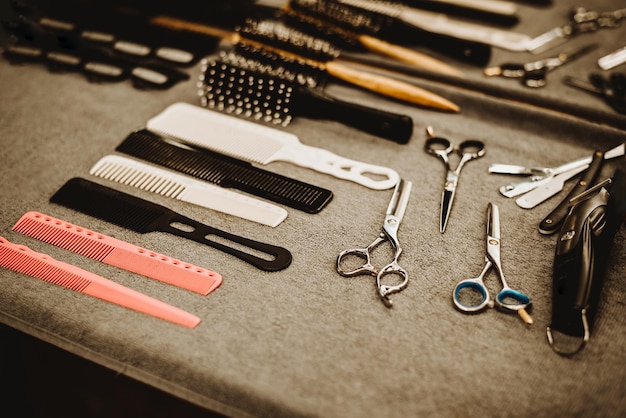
{"left": 286, "top": 0, "right": 491, "bottom": 66}
{"left": 50, "top": 178, "right": 293, "bottom": 272}
{"left": 199, "top": 59, "right": 413, "bottom": 143}
{"left": 115, "top": 129, "right": 333, "bottom": 214}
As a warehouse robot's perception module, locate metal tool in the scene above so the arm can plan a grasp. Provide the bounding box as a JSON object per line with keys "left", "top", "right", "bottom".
{"left": 515, "top": 165, "right": 588, "bottom": 209}
{"left": 424, "top": 127, "right": 486, "bottom": 233}
{"left": 336, "top": 179, "right": 412, "bottom": 307}
{"left": 484, "top": 44, "right": 596, "bottom": 88}
{"left": 452, "top": 203, "right": 533, "bottom": 325}
{"left": 563, "top": 73, "right": 626, "bottom": 115}
{"left": 598, "top": 45, "right": 626, "bottom": 70}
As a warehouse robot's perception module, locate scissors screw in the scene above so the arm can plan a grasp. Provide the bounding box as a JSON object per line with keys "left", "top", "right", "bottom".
{"left": 545, "top": 219, "right": 553, "bottom": 225}
{"left": 488, "top": 239, "right": 499, "bottom": 246}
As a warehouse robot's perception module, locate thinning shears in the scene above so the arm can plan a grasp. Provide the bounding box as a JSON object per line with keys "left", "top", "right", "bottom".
{"left": 336, "top": 179, "right": 412, "bottom": 307}
{"left": 424, "top": 128, "right": 485, "bottom": 233}
{"left": 452, "top": 202, "right": 533, "bottom": 325}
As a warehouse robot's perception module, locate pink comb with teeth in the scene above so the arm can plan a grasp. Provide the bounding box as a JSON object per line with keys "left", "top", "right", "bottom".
{"left": 12, "top": 211, "right": 222, "bottom": 295}
{"left": 0, "top": 235, "right": 201, "bottom": 328}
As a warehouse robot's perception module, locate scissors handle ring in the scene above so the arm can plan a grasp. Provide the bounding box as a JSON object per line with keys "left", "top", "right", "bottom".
{"left": 424, "top": 137, "right": 453, "bottom": 156}
{"left": 377, "top": 262, "right": 408, "bottom": 307}
{"left": 336, "top": 247, "right": 377, "bottom": 277}
{"left": 452, "top": 279, "right": 491, "bottom": 312}
{"left": 457, "top": 140, "right": 486, "bottom": 159}
{"left": 494, "top": 288, "right": 531, "bottom": 312}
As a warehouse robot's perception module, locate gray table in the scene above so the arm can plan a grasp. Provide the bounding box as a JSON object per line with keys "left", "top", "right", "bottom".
{"left": 1, "top": 0, "right": 625, "bottom": 417}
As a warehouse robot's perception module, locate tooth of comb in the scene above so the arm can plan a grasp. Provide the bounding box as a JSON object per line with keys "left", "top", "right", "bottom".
{"left": 0, "top": 235, "right": 201, "bottom": 328}
{"left": 12, "top": 211, "right": 222, "bottom": 295}
{"left": 199, "top": 58, "right": 414, "bottom": 143}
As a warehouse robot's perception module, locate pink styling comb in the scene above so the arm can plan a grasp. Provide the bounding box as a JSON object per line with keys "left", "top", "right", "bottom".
{"left": 12, "top": 211, "right": 221, "bottom": 295}
{"left": 0, "top": 235, "right": 201, "bottom": 328}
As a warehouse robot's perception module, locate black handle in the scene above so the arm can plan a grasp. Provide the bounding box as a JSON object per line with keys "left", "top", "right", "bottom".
{"left": 300, "top": 87, "right": 414, "bottom": 143}
{"left": 539, "top": 151, "right": 605, "bottom": 235}
{"left": 158, "top": 212, "right": 293, "bottom": 272}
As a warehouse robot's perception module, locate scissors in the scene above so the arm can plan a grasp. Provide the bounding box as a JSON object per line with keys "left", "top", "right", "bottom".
{"left": 336, "top": 179, "right": 412, "bottom": 307}
{"left": 424, "top": 127, "right": 485, "bottom": 233}
{"left": 452, "top": 202, "right": 533, "bottom": 324}
{"left": 483, "top": 44, "right": 596, "bottom": 88}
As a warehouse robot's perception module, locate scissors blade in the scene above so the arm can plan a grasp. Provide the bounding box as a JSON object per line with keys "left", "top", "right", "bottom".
{"left": 440, "top": 189, "right": 455, "bottom": 233}
{"left": 387, "top": 179, "right": 413, "bottom": 221}
{"left": 487, "top": 202, "right": 500, "bottom": 240}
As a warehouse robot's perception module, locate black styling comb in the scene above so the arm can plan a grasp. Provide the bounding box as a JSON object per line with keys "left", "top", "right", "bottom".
{"left": 50, "top": 178, "right": 293, "bottom": 272}
{"left": 116, "top": 129, "right": 333, "bottom": 214}
{"left": 199, "top": 58, "right": 414, "bottom": 143}
{"left": 285, "top": 0, "right": 491, "bottom": 67}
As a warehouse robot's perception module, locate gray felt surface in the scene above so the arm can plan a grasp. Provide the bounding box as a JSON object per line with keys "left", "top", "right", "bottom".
{"left": 0, "top": 0, "right": 625, "bottom": 417}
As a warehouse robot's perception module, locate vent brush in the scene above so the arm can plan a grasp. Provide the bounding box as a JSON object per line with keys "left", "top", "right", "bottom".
{"left": 146, "top": 102, "right": 400, "bottom": 190}
{"left": 149, "top": 15, "right": 459, "bottom": 112}
{"left": 115, "top": 129, "right": 333, "bottom": 214}
{"left": 12, "top": 211, "right": 221, "bottom": 295}
{"left": 199, "top": 59, "right": 413, "bottom": 143}
{"left": 50, "top": 178, "right": 293, "bottom": 272}
{"left": 283, "top": 0, "right": 465, "bottom": 76}
{"left": 0, "top": 235, "right": 200, "bottom": 328}
{"left": 89, "top": 155, "right": 288, "bottom": 227}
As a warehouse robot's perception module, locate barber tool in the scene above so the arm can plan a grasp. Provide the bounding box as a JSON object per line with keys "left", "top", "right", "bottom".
{"left": 563, "top": 73, "right": 626, "bottom": 115}
{"left": 424, "top": 127, "right": 486, "bottom": 233}
{"left": 0, "top": 236, "right": 200, "bottom": 328}
{"left": 89, "top": 155, "right": 288, "bottom": 227}
{"left": 395, "top": 0, "right": 520, "bottom": 26}
{"left": 12, "top": 211, "right": 221, "bottom": 295}
{"left": 146, "top": 102, "right": 400, "bottom": 190}
{"left": 149, "top": 15, "right": 460, "bottom": 111}
{"left": 598, "top": 46, "right": 626, "bottom": 70}
{"left": 452, "top": 202, "right": 533, "bottom": 325}
{"left": 115, "top": 129, "right": 333, "bottom": 214}
{"left": 282, "top": 0, "right": 465, "bottom": 76}
{"left": 336, "top": 179, "right": 412, "bottom": 307}
{"left": 198, "top": 59, "right": 414, "bottom": 143}
{"left": 489, "top": 143, "right": 625, "bottom": 199}
{"left": 526, "top": 6, "right": 626, "bottom": 54}
{"left": 483, "top": 44, "right": 596, "bottom": 88}
{"left": 50, "top": 178, "right": 293, "bottom": 272}
{"left": 515, "top": 165, "right": 588, "bottom": 209}
{"left": 337, "top": 0, "right": 531, "bottom": 52}
{"left": 547, "top": 165, "right": 626, "bottom": 356}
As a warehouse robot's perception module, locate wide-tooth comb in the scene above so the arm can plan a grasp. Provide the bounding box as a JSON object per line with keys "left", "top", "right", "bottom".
{"left": 148, "top": 15, "right": 459, "bottom": 112}
{"left": 115, "top": 129, "right": 333, "bottom": 214}
{"left": 283, "top": 0, "right": 465, "bottom": 76}
{"left": 89, "top": 155, "right": 288, "bottom": 227}
{"left": 12, "top": 211, "right": 221, "bottom": 295}
{"left": 286, "top": 0, "right": 491, "bottom": 66}
{"left": 50, "top": 178, "right": 293, "bottom": 272}
{"left": 199, "top": 59, "right": 414, "bottom": 143}
{"left": 0, "top": 235, "right": 201, "bottom": 328}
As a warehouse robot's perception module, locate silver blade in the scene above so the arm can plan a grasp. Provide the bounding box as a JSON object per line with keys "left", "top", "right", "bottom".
{"left": 515, "top": 165, "right": 588, "bottom": 209}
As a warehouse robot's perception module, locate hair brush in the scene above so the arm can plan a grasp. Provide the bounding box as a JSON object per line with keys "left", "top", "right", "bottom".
{"left": 198, "top": 58, "right": 414, "bottom": 143}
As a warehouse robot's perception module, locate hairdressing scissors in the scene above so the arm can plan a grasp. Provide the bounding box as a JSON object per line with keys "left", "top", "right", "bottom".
{"left": 336, "top": 179, "right": 412, "bottom": 307}
{"left": 424, "top": 128, "right": 485, "bottom": 233}
{"left": 453, "top": 202, "right": 533, "bottom": 325}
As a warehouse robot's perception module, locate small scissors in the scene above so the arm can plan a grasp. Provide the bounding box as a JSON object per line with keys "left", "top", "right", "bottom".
{"left": 336, "top": 179, "right": 412, "bottom": 307}
{"left": 424, "top": 127, "right": 485, "bottom": 233}
{"left": 453, "top": 202, "right": 533, "bottom": 324}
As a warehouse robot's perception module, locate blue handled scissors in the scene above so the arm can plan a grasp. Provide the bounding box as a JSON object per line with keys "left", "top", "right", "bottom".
{"left": 453, "top": 202, "right": 533, "bottom": 324}
{"left": 336, "top": 179, "right": 412, "bottom": 307}
{"left": 424, "top": 128, "right": 486, "bottom": 233}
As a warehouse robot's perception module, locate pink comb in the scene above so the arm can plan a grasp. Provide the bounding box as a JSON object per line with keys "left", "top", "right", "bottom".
{"left": 12, "top": 211, "right": 222, "bottom": 295}
{"left": 0, "top": 236, "right": 201, "bottom": 328}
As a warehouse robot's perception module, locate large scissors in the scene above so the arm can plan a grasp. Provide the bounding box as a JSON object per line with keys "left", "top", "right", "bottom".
{"left": 336, "top": 179, "right": 412, "bottom": 307}
{"left": 452, "top": 202, "right": 533, "bottom": 325}
{"left": 424, "top": 128, "right": 485, "bottom": 233}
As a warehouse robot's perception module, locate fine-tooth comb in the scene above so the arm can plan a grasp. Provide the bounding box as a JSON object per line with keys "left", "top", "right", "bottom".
{"left": 89, "top": 155, "right": 288, "bottom": 227}
{"left": 198, "top": 59, "right": 414, "bottom": 143}
{"left": 50, "top": 178, "right": 293, "bottom": 272}
{"left": 0, "top": 235, "right": 200, "bottom": 328}
{"left": 12, "top": 211, "right": 222, "bottom": 295}
{"left": 116, "top": 129, "right": 333, "bottom": 214}
{"left": 146, "top": 102, "right": 400, "bottom": 190}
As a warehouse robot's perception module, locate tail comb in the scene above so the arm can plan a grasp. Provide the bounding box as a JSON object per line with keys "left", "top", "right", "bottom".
{"left": 12, "top": 211, "right": 222, "bottom": 295}
{"left": 0, "top": 235, "right": 201, "bottom": 328}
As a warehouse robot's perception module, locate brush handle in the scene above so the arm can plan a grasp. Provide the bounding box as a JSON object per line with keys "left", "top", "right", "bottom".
{"left": 301, "top": 87, "right": 413, "bottom": 143}
{"left": 157, "top": 211, "right": 293, "bottom": 272}
{"left": 325, "top": 61, "right": 459, "bottom": 112}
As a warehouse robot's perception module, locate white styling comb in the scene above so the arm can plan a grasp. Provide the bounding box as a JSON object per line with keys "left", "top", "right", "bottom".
{"left": 146, "top": 102, "right": 399, "bottom": 190}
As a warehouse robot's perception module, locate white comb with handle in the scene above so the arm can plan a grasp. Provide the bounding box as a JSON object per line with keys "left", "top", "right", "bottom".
{"left": 146, "top": 102, "right": 399, "bottom": 190}
{"left": 89, "top": 155, "right": 287, "bottom": 227}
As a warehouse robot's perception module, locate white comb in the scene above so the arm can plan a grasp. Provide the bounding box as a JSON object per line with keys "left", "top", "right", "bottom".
{"left": 146, "top": 102, "right": 399, "bottom": 190}
{"left": 89, "top": 155, "right": 288, "bottom": 227}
